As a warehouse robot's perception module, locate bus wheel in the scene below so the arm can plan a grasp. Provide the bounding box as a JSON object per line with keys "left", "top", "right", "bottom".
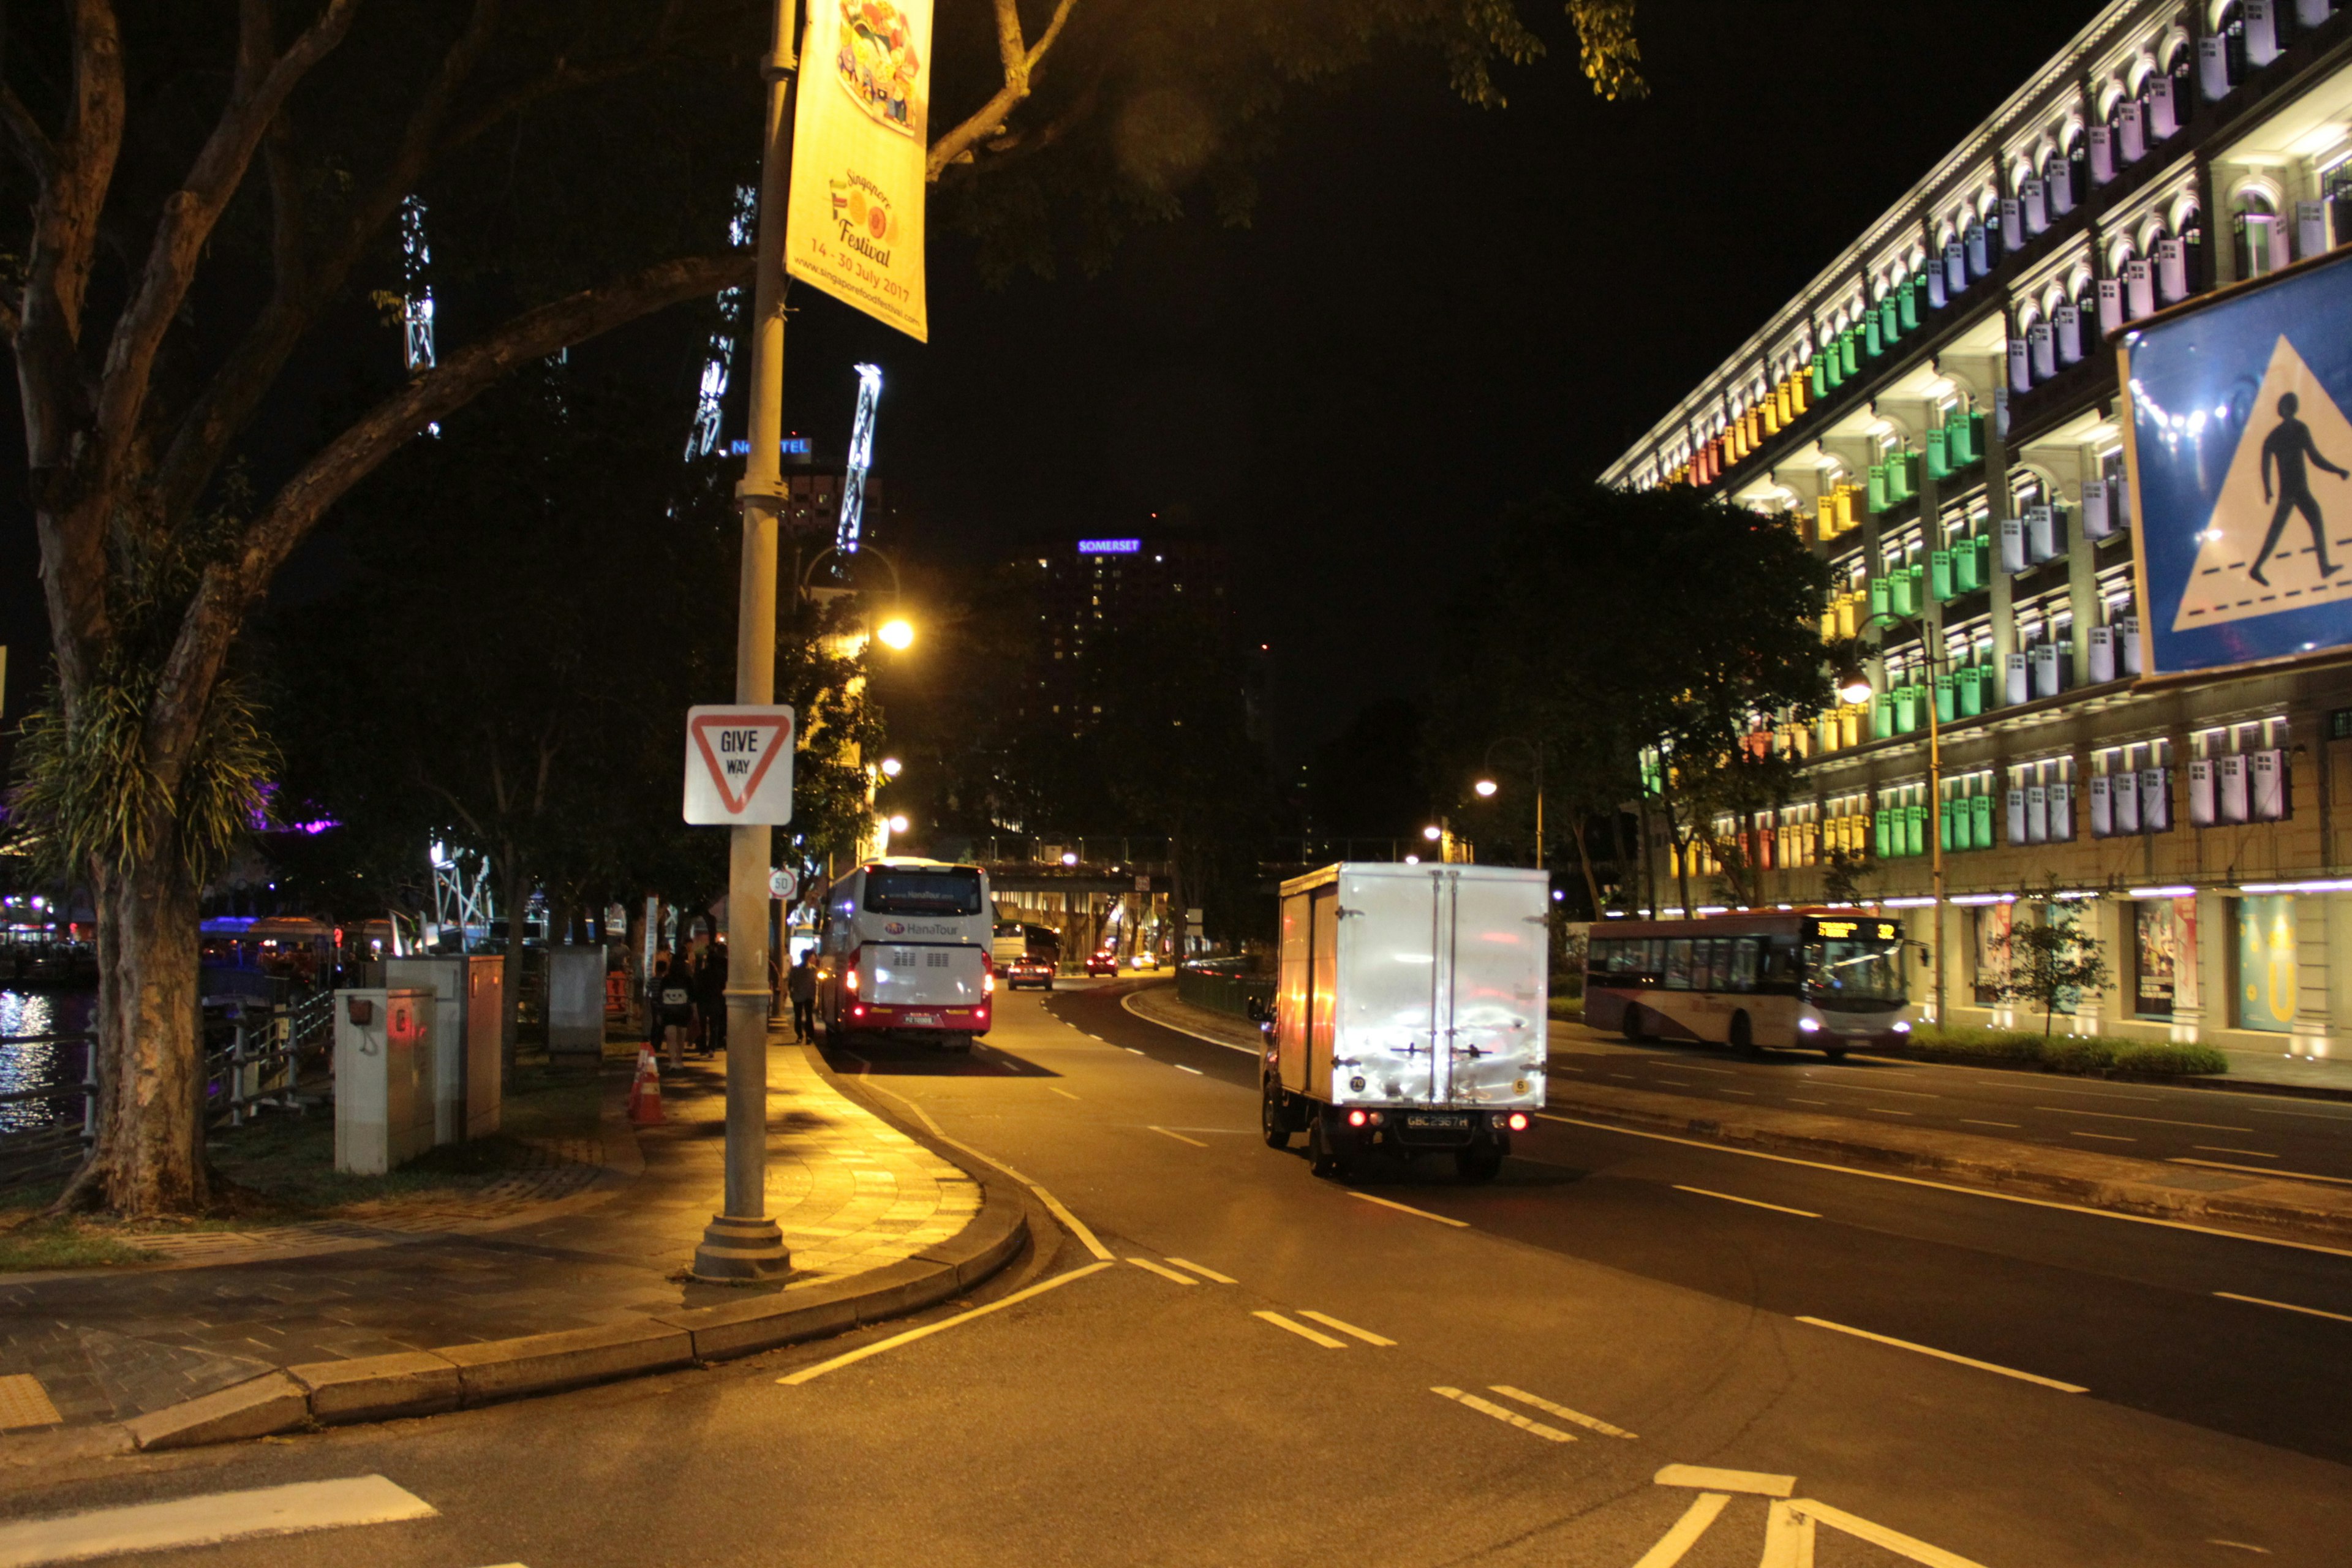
{"left": 1729, "top": 1011, "right": 1758, "bottom": 1056}
{"left": 1622, "top": 1006, "right": 1652, "bottom": 1044}
{"left": 1261, "top": 1079, "right": 1292, "bottom": 1150}
{"left": 940, "top": 1034, "right": 974, "bottom": 1054}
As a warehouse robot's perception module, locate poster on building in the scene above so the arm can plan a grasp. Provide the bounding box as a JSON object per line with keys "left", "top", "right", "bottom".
{"left": 2124, "top": 248, "right": 2352, "bottom": 675}
{"left": 2236, "top": 894, "right": 2297, "bottom": 1034}
{"left": 2173, "top": 896, "right": 2199, "bottom": 1015}
{"left": 2133, "top": 900, "right": 2178, "bottom": 1018}
{"left": 1972, "top": 903, "right": 2012, "bottom": 1006}
{"left": 785, "top": 0, "right": 933, "bottom": 341}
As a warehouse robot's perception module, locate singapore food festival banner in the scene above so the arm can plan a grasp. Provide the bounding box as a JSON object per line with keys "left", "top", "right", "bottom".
{"left": 786, "top": 0, "right": 932, "bottom": 341}
{"left": 2125, "top": 248, "right": 2352, "bottom": 675}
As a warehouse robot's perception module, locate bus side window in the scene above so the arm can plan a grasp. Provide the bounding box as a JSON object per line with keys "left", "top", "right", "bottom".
{"left": 1589, "top": 939, "right": 1613, "bottom": 973}
{"left": 1731, "top": 938, "right": 1759, "bottom": 992}
{"left": 1664, "top": 939, "right": 1693, "bottom": 990}
{"left": 1640, "top": 938, "right": 1662, "bottom": 982}
{"left": 1760, "top": 936, "right": 1800, "bottom": 989}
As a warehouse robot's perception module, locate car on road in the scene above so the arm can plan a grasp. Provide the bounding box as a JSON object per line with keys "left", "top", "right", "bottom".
{"left": 1128, "top": 951, "right": 1159, "bottom": 972}
{"left": 1085, "top": 949, "right": 1120, "bottom": 976}
{"left": 993, "top": 920, "right": 1061, "bottom": 990}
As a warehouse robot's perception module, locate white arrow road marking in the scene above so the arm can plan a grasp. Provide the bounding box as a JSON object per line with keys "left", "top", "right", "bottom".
{"left": 1653, "top": 1464, "right": 1794, "bottom": 1497}
{"left": 1784, "top": 1498, "right": 1991, "bottom": 1568}
{"left": 1297, "top": 1310, "right": 1394, "bottom": 1346}
{"left": 1253, "top": 1311, "right": 1348, "bottom": 1349}
{"left": 0, "top": 1475, "right": 435, "bottom": 1568}
{"left": 1796, "top": 1316, "right": 2088, "bottom": 1393}
{"left": 1487, "top": 1385, "right": 1636, "bottom": 1438}
{"left": 1629, "top": 1492, "right": 1730, "bottom": 1568}
{"left": 1757, "top": 1499, "right": 1815, "bottom": 1568}
{"left": 1126, "top": 1257, "right": 1199, "bottom": 1285}
{"left": 1429, "top": 1386, "right": 1575, "bottom": 1442}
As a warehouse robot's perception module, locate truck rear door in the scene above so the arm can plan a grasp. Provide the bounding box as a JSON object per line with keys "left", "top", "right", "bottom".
{"left": 1444, "top": 871, "right": 1548, "bottom": 1108}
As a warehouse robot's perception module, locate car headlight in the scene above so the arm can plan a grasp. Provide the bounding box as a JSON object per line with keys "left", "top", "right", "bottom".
{"left": 1796, "top": 1017, "right": 1820, "bottom": 1033}
{"left": 1893, "top": 1020, "right": 1912, "bottom": 1033}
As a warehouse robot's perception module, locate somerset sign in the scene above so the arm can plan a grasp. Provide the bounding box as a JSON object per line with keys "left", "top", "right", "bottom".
{"left": 683, "top": 706, "right": 796, "bottom": 826}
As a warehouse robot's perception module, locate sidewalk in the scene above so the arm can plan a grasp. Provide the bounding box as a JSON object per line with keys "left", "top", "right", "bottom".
{"left": 0, "top": 1035, "right": 1001, "bottom": 1439}
{"left": 1131, "top": 986, "right": 2352, "bottom": 1246}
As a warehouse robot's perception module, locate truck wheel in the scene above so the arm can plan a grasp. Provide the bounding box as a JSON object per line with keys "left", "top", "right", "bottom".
{"left": 1308, "top": 1113, "right": 1352, "bottom": 1180}
{"left": 1261, "top": 1079, "right": 1292, "bottom": 1149}
{"left": 1455, "top": 1142, "right": 1504, "bottom": 1183}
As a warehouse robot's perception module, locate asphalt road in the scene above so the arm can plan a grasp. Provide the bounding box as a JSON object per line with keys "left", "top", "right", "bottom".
{"left": 10, "top": 981, "right": 2350, "bottom": 1568}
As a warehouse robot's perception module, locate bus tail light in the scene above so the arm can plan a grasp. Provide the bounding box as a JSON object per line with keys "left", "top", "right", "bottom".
{"left": 984, "top": 970, "right": 995, "bottom": 995}
{"left": 851, "top": 1004, "right": 866, "bottom": 1019}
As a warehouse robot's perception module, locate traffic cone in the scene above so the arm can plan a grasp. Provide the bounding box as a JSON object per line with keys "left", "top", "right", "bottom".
{"left": 627, "top": 1047, "right": 664, "bottom": 1126}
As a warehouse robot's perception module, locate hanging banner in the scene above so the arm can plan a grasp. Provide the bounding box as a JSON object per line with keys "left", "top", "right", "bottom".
{"left": 785, "top": 0, "right": 933, "bottom": 341}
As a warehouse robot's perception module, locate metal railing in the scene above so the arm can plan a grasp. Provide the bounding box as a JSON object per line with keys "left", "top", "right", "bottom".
{"left": 1176, "top": 959, "right": 1274, "bottom": 1020}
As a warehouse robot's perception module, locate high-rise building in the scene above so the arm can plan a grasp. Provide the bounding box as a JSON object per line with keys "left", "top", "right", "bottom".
{"left": 1019, "top": 524, "right": 1231, "bottom": 736}
{"left": 1606, "top": 1, "right": 2352, "bottom": 1057}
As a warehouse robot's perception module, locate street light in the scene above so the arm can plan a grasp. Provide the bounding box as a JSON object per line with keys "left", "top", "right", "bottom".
{"left": 888, "top": 814, "right": 911, "bottom": 834}
{"left": 879, "top": 756, "right": 903, "bottom": 778}
{"left": 1422, "top": 824, "right": 1443, "bottom": 842}
{"left": 1473, "top": 778, "right": 1499, "bottom": 798}
{"left": 876, "top": 616, "right": 916, "bottom": 651}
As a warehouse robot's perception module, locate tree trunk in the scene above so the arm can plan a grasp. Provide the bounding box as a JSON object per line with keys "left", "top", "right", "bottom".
{"left": 1570, "top": 813, "right": 1605, "bottom": 919}
{"left": 69, "top": 853, "right": 206, "bottom": 1216}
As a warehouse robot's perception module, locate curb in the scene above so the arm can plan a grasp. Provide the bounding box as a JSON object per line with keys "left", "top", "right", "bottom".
{"left": 1545, "top": 1085, "right": 2352, "bottom": 1249}
{"left": 108, "top": 1171, "right": 1030, "bottom": 1455}
{"left": 1855, "top": 1047, "right": 2352, "bottom": 1105}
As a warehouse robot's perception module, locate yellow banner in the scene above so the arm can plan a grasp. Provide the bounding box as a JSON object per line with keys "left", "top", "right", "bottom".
{"left": 785, "top": 0, "right": 932, "bottom": 341}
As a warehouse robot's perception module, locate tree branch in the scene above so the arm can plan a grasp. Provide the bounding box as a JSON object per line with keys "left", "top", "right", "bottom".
{"left": 148, "top": 249, "right": 755, "bottom": 780}
{"left": 94, "top": 0, "right": 362, "bottom": 468}
{"left": 437, "top": 0, "right": 689, "bottom": 154}
{"left": 927, "top": 0, "right": 1084, "bottom": 180}
{"left": 0, "top": 81, "right": 55, "bottom": 188}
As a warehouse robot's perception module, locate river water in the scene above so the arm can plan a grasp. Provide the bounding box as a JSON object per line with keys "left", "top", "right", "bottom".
{"left": 0, "top": 990, "right": 96, "bottom": 1133}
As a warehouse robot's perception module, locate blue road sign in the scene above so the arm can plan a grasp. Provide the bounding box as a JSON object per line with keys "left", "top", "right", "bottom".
{"left": 2126, "top": 248, "right": 2352, "bottom": 675}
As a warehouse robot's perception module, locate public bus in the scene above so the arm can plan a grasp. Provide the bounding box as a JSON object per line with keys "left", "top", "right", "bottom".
{"left": 818, "top": 858, "right": 995, "bottom": 1050}
{"left": 1582, "top": 912, "right": 1914, "bottom": 1059}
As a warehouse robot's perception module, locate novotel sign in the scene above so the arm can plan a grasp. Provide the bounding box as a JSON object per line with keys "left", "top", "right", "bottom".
{"left": 1077, "top": 538, "right": 1142, "bottom": 555}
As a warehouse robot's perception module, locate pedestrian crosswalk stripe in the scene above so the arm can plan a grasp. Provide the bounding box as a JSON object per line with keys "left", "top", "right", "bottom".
{"left": 0, "top": 1474, "right": 435, "bottom": 1567}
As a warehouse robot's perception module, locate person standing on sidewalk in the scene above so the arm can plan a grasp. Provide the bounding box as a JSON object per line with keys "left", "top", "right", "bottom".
{"left": 696, "top": 934, "right": 729, "bottom": 1057}
{"left": 650, "top": 951, "right": 693, "bottom": 1070}
{"left": 788, "top": 949, "right": 818, "bottom": 1042}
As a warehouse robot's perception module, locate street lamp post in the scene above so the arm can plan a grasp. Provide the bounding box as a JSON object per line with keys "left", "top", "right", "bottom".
{"left": 1845, "top": 617, "right": 1945, "bottom": 1028}
{"left": 692, "top": 1, "right": 799, "bottom": 1282}
{"left": 1477, "top": 737, "right": 1545, "bottom": 871}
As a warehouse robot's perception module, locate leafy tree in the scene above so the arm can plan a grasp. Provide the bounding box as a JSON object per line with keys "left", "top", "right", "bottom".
{"left": 1996, "top": 897, "right": 2111, "bottom": 1038}
{"left": 2, "top": 1, "right": 1640, "bottom": 1214}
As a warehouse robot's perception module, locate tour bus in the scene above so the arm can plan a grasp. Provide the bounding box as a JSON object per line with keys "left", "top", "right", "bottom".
{"left": 818, "top": 858, "right": 995, "bottom": 1050}
{"left": 1583, "top": 912, "right": 1914, "bottom": 1059}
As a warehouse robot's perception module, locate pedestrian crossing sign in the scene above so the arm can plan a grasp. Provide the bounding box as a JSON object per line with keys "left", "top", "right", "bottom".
{"left": 2127, "top": 247, "right": 2352, "bottom": 675}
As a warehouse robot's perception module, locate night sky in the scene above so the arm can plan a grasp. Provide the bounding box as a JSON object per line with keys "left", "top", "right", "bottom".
{"left": 0, "top": 2, "right": 2106, "bottom": 768}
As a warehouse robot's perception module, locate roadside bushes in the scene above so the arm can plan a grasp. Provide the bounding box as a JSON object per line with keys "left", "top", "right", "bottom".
{"left": 1903, "top": 1025, "right": 2228, "bottom": 1078}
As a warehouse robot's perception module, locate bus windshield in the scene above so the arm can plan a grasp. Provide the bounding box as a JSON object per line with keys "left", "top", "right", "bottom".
{"left": 865, "top": 869, "right": 984, "bottom": 916}
{"left": 1804, "top": 937, "right": 1905, "bottom": 1006}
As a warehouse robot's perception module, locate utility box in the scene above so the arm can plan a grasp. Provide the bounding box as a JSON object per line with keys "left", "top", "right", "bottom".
{"left": 385, "top": 955, "right": 503, "bottom": 1142}
{"left": 333, "top": 987, "right": 434, "bottom": 1175}
{"left": 545, "top": 948, "right": 607, "bottom": 1060}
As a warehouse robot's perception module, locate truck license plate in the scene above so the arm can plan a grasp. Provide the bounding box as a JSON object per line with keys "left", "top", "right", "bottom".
{"left": 907, "top": 1013, "right": 940, "bottom": 1027}
{"left": 1405, "top": 1114, "right": 1470, "bottom": 1129}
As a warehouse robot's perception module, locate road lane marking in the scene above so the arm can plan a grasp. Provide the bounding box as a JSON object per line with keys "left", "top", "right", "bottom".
{"left": 1174, "top": 1063, "right": 1205, "bottom": 1076}
{"left": 1348, "top": 1191, "right": 1471, "bottom": 1227}
{"left": 1534, "top": 1114, "right": 2352, "bottom": 1257}
{"left": 1866, "top": 1108, "right": 1915, "bottom": 1116}
{"left": 1489, "top": 1385, "right": 1636, "bottom": 1438}
{"left": 1653, "top": 1079, "right": 1692, "bottom": 1087}
{"left": 1794, "top": 1316, "right": 2087, "bottom": 1392}
{"left": 1298, "top": 1310, "right": 1395, "bottom": 1346}
{"left": 1123, "top": 1047, "right": 1146, "bottom": 1055}
{"left": 1988, "top": 1083, "right": 2160, "bottom": 1101}
{"left": 1046, "top": 1087, "right": 1080, "bottom": 1101}
{"left": 1961, "top": 1119, "right": 2021, "bottom": 1128}
{"left": 1674, "top": 1185, "right": 1820, "bottom": 1218}
{"left": 1255, "top": 1311, "right": 1348, "bottom": 1349}
{"left": 1610, "top": 1072, "right": 1639, "bottom": 1080}
{"left": 1654, "top": 1464, "right": 1794, "bottom": 1497}
{"left": 1126, "top": 1257, "right": 1199, "bottom": 1285}
{"left": 2068, "top": 1131, "right": 2135, "bottom": 1142}
{"left": 780, "top": 1262, "right": 1113, "bottom": 1384}
{"left": 2214, "top": 1290, "right": 2352, "bottom": 1324}
{"left": 840, "top": 1074, "right": 1115, "bottom": 1261}
{"left": 1786, "top": 1098, "right": 1830, "bottom": 1106}
{"left": 1759, "top": 1499, "right": 1813, "bottom": 1568}
{"left": 1676, "top": 1065, "right": 1740, "bottom": 1075}
{"left": 1117, "top": 991, "right": 1259, "bottom": 1055}
{"left": 1163, "top": 1257, "right": 1237, "bottom": 1284}
{"left": 2193, "top": 1145, "right": 2274, "bottom": 1158}
{"left": 1834, "top": 1085, "right": 1942, "bottom": 1099}
{"left": 1630, "top": 1492, "right": 1730, "bottom": 1567}
{"left": 1148, "top": 1125, "right": 1207, "bottom": 1147}
{"left": 2174, "top": 1156, "right": 2352, "bottom": 1186}
{"left": 1789, "top": 1499, "right": 1992, "bottom": 1568}
{"left": 2206, "top": 1542, "right": 2272, "bottom": 1555}
{"left": 1430, "top": 1385, "right": 1575, "bottom": 1442}
{"left": 0, "top": 1476, "right": 437, "bottom": 1567}
{"left": 2035, "top": 1106, "right": 2252, "bottom": 1131}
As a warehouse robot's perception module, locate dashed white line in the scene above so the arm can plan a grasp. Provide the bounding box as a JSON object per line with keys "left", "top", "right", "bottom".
{"left": 1717, "top": 1088, "right": 1757, "bottom": 1096}
{"left": 1673, "top": 1185, "right": 1820, "bottom": 1219}
{"left": 1046, "top": 1086, "right": 1080, "bottom": 1101}
{"left": 1795, "top": 1316, "right": 2088, "bottom": 1393}
{"left": 1297, "top": 1310, "right": 1395, "bottom": 1346}
{"left": 1961, "top": 1119, "right": 2021, "bottom": 1129}
{"left": 1148, "top": 1125, "right": 1207, "bottom": 1148}
{"left": 2174, "top": 1157, "right": 2352, "bottom": 1186}
{"left": 1126, "top": 1256, "right": 1199, "bottom": 1285}
{"left": 1430, "top": 1385, "right": 1575, "bottom": 1442}
{"left": 780, "top": 1262, "right": 1114, "bottom": 1384}
{"left": 2214, "top": 1290, "right": 2352, "bottom": 1324}
{"left": 1348, "top": 1191, "right": 1471, "bottom": 1227}
{"left": 1489, "top": 1385, "right": 1637, "bottom": 1438}
{"left": 1254, "top": 1311, "right": 1348, "bottom": 1349}
{"left": 2069, "top": 1130, "right": 2135, "bottom": 1142}
{"left": 1163, "top": 1257, "right": 1237, "bottom": 1284}
{"left": 1786, "top": 1098, "right": 1830, "bottom": 1106}
{"left": 2193, "top": 1145, "right": 2275, "bottom": 1158}
{"left": 1174, "top": 1063, "right": 1205, "bottom": 1076}
{"left": 1123, "top": 1047, "right": 1146, "bottom": 1056}
{"left": 0, "top": 1476, "right": 438, "bottom": 1567}
{"left": 1866, "top": 1107, "right": 1915, "bottom": 1116}
{"left": 2036, "top": 1106, "right": 2251, "bottom": 1131}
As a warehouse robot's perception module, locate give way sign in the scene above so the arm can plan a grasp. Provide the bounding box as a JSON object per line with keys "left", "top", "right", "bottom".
{"left": 682, "top": 706, "right": 796, "bottom": 825}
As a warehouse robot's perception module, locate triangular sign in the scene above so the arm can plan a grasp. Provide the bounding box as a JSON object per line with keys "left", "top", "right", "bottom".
{"left": 689, "top": 711, "right": 793, "bottom": 815}
{"left": 2171, "top": 334, "right": 2352, "bottom": 632}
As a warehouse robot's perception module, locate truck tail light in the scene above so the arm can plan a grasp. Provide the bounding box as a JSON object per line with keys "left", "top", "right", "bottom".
{"left": 1507, "top": 1112, "right": 1529, "bottom": 1132}
{"left": 1346, "top": 1109, "right": 1368, "bottom": 1128}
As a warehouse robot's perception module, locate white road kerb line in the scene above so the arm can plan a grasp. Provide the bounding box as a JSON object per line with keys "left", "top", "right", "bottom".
{"left": 1348, "top": 1190, "right": 1471, "bottom": 1227}
{"left": 1673, "top": 1185, "right": 1821, "bottom": 1219}
{"left": 1298, "top": 1310, "right": 1396, "bottom": 1346}
{"left": 2214, "top": 1289, "right": 2352, "bottom": 1324}
{"left": 1795, "top": 1316, "right": 2088, "bottom": 1393}
{"left": 1164, "top": 1257, "right": 1238, "bottom": 1284}
{"left": 1653, "top": 1463, "right": 1793, "bottom": 1497}
{"left": 1254, "top": 1310, "right": 1349, "bottom": 1349}
{"left": 1430, "top": 1385, "right": 1575, "bottom": 1442}
{"left": 1126, "top": 1256, "right": 1199, "bottom": 1285}
{"left": 0, "top": 1475, "right": 436, "bottom": 1568}
{"left": 1630, "top": 1491, "right": 1730, "bottom": 1568}
{"left": 2193, "top": 1145, "right": 2275, "bottom": 1158}
{"left": 1174, "top": 1064, "right": 1205, "bottom": 1076}
{"left": 1118, "top": 990, "right": 1261, "bottom": 1055}
{"left": 1535, "top": 1114, "right": 2352, "bottom": 1259}
{"left": 1148, "top": 1125, "right": 1208, "bottom": 1148}
{"left": 2036, "top": 1105, "right": 2252, "bottom": 1131}
{"left": 2174, "top": 1156, "right": 2352, "bottom": 1187}
{"left": 1488, "top": 1385, "right": 1636, "bottom": 1438}
{"left": 780, "top": 1262, "right": 1114, "bottom": 1385}
{"left": 846, "top": 1072, "right": 1115, "bottom": 1261}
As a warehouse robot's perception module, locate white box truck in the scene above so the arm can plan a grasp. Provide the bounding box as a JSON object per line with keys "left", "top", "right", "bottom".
{"left": 1259, "top": 862, "right": 1550, "bottom": 1182}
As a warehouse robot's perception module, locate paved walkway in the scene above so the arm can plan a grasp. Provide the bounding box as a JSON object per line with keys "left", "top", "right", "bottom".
{"left": 0, "top": 1036, "right": 977, "bottom": 1431}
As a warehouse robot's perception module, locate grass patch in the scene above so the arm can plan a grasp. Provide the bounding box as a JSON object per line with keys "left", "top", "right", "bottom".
{"left": 1903, "top": 1025, "right": 2228, "bottom": 1078}
{"left": 1547, "top": 995, "right": 1584, "bottom": 1021}
{"left": 0, "top": 1215, "right": 162, "bottom": 1271}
